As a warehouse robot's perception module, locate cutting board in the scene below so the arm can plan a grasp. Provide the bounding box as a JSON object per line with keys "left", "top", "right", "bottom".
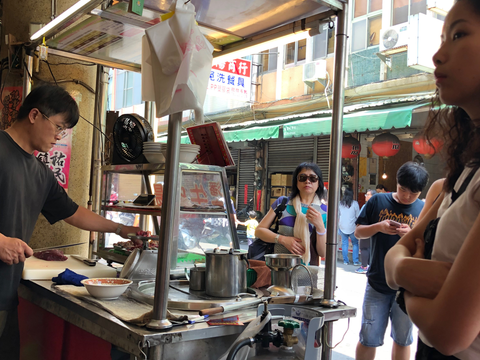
{"left": 22, "top": 255, "right": 117, "bottom": 280}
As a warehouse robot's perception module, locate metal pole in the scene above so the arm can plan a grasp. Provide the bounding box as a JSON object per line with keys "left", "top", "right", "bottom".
{"left": 147, "top": 112, "right": 182, "bottom": 331}
{"left": 321, "top": 1, "right": 349, "bottom": 308}
{"left": 90, "top": 65, "right": 108, "bottom": 256}
{"left": 22, "top": 53, "right": 33, "bottom": 101}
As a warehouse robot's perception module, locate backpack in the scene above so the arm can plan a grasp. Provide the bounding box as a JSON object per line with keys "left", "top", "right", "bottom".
{"left": 247, "top": 197, "right": 288, "bottom": 261}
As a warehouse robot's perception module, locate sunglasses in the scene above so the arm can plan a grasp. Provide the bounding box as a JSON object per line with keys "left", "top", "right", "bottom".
{"left": 297, "top": 174, "right": 319, "bottom": 183}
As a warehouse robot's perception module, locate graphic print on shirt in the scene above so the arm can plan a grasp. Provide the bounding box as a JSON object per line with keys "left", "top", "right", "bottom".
{"left": 378, "top": 209, "right": 418, "bottom": 228}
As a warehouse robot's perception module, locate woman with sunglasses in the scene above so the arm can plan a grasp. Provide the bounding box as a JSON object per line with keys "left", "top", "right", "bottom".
{"left": 255, "top": 162, "right": 326, "bottom": 264}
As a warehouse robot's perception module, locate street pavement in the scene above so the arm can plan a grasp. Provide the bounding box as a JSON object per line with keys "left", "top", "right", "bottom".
{"left": 327, "top": 261, "right": 418, "bottom": 360}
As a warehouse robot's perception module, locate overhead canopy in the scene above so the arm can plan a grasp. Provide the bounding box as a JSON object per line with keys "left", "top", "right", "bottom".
{"left": 283, "top": 103, "right": 425, "bottom": 138}
{"left": 157, "top": 103, "right": 426, "bottom": 143}
{"left": 158, "top": 124, "right": 280, "bottom": 144}
{"left": 37, "top": 0, "right": 342, "bottom": 72}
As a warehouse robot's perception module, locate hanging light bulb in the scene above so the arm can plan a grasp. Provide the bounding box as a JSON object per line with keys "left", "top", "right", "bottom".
{"left": 381, "top": 160, "right": 387, "bottom": 179}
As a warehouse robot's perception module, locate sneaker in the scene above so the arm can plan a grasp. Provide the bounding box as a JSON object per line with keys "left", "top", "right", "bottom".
{"left": 343, "top": 261, "right": 349, "bottom": 265}
{"left": 353, "top": 262, "right": 362, "bottom": 266}
{"left": 355, "top": 266, "right": 367, "bottom": 274}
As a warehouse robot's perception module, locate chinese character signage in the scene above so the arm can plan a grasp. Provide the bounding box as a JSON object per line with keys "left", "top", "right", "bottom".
{"left": 208, "top": 59, "right": 252, "bottom": 101}
{"left": 181, "top": 172, "right": 225, "bottom": 208}
{"left": 0, "top": 87, "right": 22, "bottom": 130}
{"left": 35, "top": 131, "right": 72, "bottom": 191}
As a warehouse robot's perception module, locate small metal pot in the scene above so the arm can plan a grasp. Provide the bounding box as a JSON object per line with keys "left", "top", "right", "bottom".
{"left": 186, "top": 265, "right": 206, "bottom": 291}
{"left": 205, "top": 248, "right": 248, "bottom": 298}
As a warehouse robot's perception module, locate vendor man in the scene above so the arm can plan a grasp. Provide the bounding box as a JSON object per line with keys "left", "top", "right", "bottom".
{"left": 0, "top": 84, "right": 139, "bottom": 359}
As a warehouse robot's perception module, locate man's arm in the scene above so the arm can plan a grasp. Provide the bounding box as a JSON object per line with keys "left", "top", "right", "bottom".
{"left": 64, "top": 206, "right": 138, "bottom": 238}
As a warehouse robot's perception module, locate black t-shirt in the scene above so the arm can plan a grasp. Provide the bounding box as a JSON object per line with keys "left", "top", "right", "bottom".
{"left": 356, "top": 192, "right": 424, "bottom": 294}
{"left": 0, "top": 131, "right": 79, "bottom": 310}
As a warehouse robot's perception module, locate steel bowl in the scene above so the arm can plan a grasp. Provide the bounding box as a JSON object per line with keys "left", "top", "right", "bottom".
{"left": 264, "top": 254, "right": 302, "bottom": 271}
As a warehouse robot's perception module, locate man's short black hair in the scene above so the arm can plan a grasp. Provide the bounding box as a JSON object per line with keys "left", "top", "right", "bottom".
{"left": 396, "top": 161, "right": 429, "bottom": 193}
{"left": 375, "top": 184, "right": 386, "bottom": 191}
{"left": 17, "top": 84, "right": 79, "bottom": 128}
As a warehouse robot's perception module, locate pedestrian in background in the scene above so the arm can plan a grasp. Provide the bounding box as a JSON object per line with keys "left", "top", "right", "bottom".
{"left": 338, "top": 187, "right": 360, "bottom": 265}
{"left": 376, "top": 184, "right": 387, "bottom": 193}
{"left": 239, "top": 211, "right": 259, "bottom": 246}
{"left": 355, "top": 161, "right": 428, "bottom": 360}
{"left": 356, "top": 189, "right": 376, "bottom": 274}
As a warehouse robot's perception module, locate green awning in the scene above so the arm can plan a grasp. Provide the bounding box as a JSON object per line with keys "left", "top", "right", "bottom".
{"left": 283, "top": 104, "right": 424, "bottom": 138}
{"left": 223, "top": 125, "right": 279, "bottom": 142}
{"left": 158, "top": 124, "right": 279, "bottom": 143}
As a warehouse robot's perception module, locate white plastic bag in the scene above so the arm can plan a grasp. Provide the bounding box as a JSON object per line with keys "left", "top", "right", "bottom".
{"left": 142, "top": 0, "right": 214, "bottom": 122}
{"left": 218, "top": 312, "right": 272, "bottom": 360}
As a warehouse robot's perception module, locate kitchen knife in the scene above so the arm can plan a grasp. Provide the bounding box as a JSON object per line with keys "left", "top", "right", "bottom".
{"left": 32, "top": 242, "right": 88, "bottom": 252}
{"left": 71, "top": 255, "right": 98, "bottom": 267}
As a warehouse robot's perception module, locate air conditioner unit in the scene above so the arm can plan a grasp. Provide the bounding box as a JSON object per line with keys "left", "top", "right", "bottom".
{"left": 379, "top": 23, "right": 409, "bottom": 55}
{"left": 408, "top": 13, "right": 443, "bottom": 73}
{"left": 303, "top": 60, "right": 327, "bottom": 88}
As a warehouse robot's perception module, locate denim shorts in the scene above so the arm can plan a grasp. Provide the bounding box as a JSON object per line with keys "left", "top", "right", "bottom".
{"left": 359, "top": 282, "right": 413, "bottom": 347}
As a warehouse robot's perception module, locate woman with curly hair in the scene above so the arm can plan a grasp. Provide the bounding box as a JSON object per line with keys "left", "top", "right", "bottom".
{"left": 385, "top": 1, "right": 480, "bottom": 358}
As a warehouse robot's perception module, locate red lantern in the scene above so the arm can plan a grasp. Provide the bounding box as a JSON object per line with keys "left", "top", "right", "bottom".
{"left": 412, "top": 133, "right": 443, "bottom": 159}
{"left": 342, "top": 136, "right": 361, "bottom": 158}
{"left": 372, "top": 132, "right": 400, "bottom": 158}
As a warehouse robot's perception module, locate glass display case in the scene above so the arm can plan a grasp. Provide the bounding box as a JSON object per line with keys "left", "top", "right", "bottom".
{"left": 96, "top": 162, "right": 239, "bottom": 269}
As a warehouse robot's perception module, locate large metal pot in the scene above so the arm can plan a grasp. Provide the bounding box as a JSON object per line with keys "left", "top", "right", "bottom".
{"left": 205, "top": 248, "right": 248, "bottom": 298}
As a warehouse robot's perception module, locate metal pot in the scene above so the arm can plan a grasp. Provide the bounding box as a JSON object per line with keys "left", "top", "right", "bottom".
{"left": 185, "top": 265, "right": 206, "bottom": 291}
{"left": 205, "top": 248, "right": 248, "bottom": 298}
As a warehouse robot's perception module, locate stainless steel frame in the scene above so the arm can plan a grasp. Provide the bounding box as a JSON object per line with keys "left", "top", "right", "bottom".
{"left": 22, "top": 1, "right": 356, "bottom": 358}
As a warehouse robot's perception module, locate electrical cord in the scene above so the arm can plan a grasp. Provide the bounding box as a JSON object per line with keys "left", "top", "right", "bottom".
{"left": 324, "top": 299, "right": 350, "bottom": 349}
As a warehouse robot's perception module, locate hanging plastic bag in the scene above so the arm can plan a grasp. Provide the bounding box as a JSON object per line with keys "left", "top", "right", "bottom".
{"left": 142, "top": 0, "right": 214, "bottom": 123}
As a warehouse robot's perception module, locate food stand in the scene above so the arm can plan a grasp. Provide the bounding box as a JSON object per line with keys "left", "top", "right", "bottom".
{"left": 18, "top": 0, "right": 353, "bottom": 359}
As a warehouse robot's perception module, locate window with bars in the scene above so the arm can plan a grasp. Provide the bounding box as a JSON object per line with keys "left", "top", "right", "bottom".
{"left": 351, "top": 0, "right": 383, "bottom": 52}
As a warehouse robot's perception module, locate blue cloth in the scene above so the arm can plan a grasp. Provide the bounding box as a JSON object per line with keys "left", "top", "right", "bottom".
{"left": 52, "top": 268, "right": 88, "bottom": 286}
{"left": 339, "top": 229, "right": 359, "bottom": 264}
{"left": 359, "top": 282, "right": 413, "bottom": 347}
{"left": 356, "top": 193, "right": 424, "bottom": 294}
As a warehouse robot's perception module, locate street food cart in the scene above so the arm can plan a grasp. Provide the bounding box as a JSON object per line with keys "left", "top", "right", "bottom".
{"left": 19, "top": 0, "right": 353, "bottom": 358}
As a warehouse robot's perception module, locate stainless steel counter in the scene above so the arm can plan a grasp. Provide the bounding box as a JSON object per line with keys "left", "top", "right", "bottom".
{"left": 19, "top": 280, "right": 356, "bottom": 359}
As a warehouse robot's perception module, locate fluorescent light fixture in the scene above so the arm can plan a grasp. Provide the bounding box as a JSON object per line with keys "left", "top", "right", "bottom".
{"left": 30, "top": 0, "right": 104, "bottom": 42}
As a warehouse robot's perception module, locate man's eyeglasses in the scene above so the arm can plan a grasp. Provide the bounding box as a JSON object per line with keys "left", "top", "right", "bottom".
{"left": 40, "top": 111, "right": 67, "bottom": 136}
{"left": 297, "top": 174, "right": 319, "bottom": 183}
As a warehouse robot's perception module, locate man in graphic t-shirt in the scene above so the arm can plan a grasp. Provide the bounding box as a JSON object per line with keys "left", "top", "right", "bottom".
{"left": 354, "top": 162, "right": 428, "bottom": 360}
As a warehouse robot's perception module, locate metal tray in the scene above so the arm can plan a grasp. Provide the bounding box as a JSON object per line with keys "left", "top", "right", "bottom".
{"left": 130, "top": 280, "right": 260, "bottom": 311}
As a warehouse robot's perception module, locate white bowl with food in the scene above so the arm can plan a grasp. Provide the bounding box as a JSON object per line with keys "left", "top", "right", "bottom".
{"left": 81, "top": 278, "right": 133, "bottom": 300}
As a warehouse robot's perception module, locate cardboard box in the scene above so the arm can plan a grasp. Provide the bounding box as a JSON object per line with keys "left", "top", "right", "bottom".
{"left": 271, "top": 174, "right": 282, "bottom": 186}
{"left": 271, "top": 187, "right": 285, "bottom": 197}
{"left": 269, "top": 198, "right": 277, "bottom": 206}
{"left": 280, "top": 174, "right": 292, "bottom": 186}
